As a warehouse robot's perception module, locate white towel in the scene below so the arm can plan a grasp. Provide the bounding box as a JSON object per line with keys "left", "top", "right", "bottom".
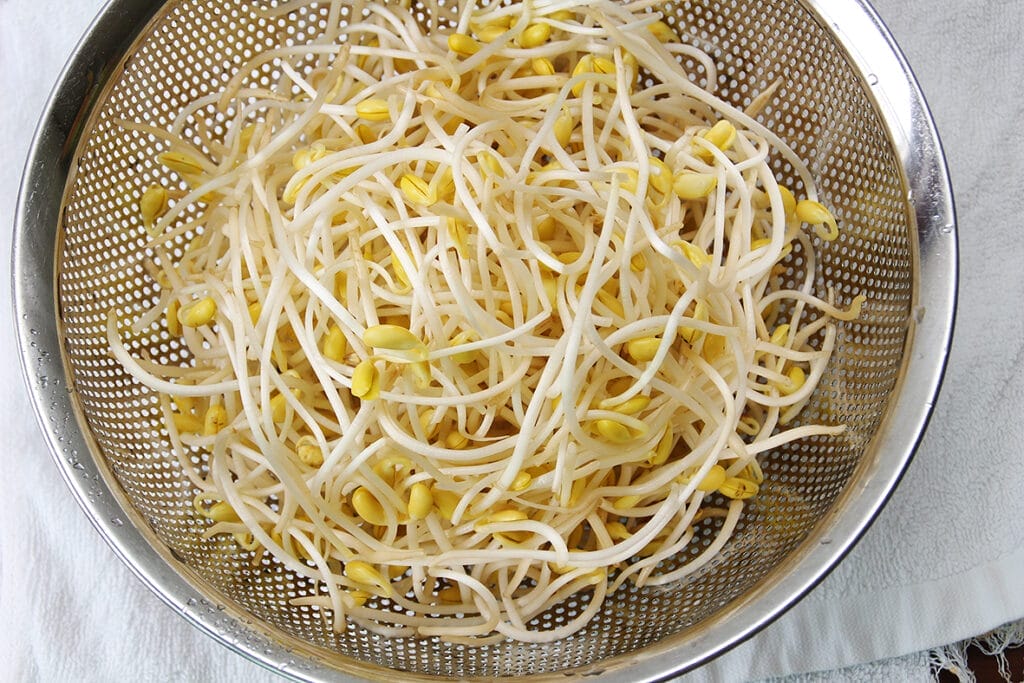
{"left": 2, "top": 0, "right": 1020, "bottom": 680}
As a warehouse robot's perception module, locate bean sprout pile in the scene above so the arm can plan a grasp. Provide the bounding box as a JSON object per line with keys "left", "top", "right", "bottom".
{"left": 111, "top": 0, "right": 864, "bottom": 643}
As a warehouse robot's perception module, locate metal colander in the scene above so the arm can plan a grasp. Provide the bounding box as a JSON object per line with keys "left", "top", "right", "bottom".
{"left": 13, "top": 0, "right": 956, "bottom": 680}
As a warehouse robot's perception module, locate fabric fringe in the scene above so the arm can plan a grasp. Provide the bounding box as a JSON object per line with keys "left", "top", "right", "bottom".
{"left": 929, "top": 619, "right": 1024, "bottom": 682}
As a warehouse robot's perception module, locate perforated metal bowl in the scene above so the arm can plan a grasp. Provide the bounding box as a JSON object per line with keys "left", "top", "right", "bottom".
{"left": 13, "top": 0, "right": 955, "bottom": 680}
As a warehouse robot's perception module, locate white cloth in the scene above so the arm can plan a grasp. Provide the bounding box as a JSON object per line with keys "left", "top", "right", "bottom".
{"left": 1, "top": 1, "right": 1020, "bottom": 681}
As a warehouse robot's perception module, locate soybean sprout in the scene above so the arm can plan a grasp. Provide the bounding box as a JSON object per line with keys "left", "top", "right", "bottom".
{"left": 112, "top": 0, "right": 863, "bottom": 643}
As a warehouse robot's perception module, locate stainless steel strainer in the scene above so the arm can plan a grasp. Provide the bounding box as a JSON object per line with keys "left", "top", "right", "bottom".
{"left": 13, "top": 0, "right": 956, "bottom": 680}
